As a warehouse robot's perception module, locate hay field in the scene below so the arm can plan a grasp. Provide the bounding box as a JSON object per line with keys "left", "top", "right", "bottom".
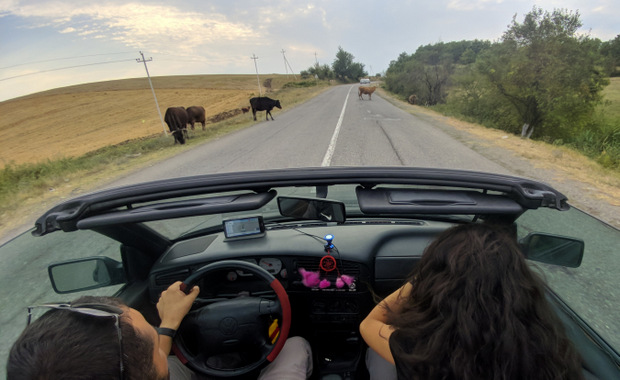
{"left": 0, "top": 75, "right": 279, "bottom": 167}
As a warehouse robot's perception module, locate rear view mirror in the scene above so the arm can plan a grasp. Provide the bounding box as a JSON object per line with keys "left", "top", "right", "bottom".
{"left": 520, "top": 233, "right": 584, "bottom": 268}
{"left": 48, "top": 257, "right": 125, "bottom": 294}
{"left": 278, "top": 196, "right": 346, "bottom": 223}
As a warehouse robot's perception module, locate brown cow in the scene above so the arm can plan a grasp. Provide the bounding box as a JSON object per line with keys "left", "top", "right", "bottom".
{"left": 358, "top": 86, "right": 377, "bottom": 100}
{"left": 164, "top": 107, "right": 187, "bottom": 144}
{"left": 186, "top": 106, "right": 206, "bottom": 130}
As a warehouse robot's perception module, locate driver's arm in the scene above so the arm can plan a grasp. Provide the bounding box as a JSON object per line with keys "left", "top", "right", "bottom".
{"left": 359, "top": 282, "right": 412, "bottom": 364}
{"left": 156, "top": 281, "right": 200, "bottom": 355}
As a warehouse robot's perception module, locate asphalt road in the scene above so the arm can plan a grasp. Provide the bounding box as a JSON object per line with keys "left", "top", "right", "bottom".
{"left": 1, "top": 84, "right": 618, "bottom": 373}
{"left": 104, "top": 85, "right": 510, "bottom": 188}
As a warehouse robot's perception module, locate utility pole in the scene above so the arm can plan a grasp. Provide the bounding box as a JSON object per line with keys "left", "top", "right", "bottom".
{"left": 136, "top": 51, "right": 167, "bottom": 136}
{"left": 251, "top": 53, "right": 262, "bottom": 96}
{"left": 281, "top": 49, "right": 289, "bottom": 78}
{"left": 281, "top": 49, "right": 297, "bottom": 80}
{"left": 314, "top": 52, "right": 319, "bottom": 66}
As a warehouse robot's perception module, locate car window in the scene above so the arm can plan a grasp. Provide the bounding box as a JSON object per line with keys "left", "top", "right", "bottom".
{"left": 0, "top": 229, "right": 124, "bottom": 370}
{"left": 516, "top": 207, "right": 620, "bottom": 353}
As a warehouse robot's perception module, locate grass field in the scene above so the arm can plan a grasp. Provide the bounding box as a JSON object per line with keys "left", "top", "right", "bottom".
{"left": 0, "top": 74, "right": 329, "bottom": 237}
{"left": 602, "top": 77, "right": 620, "bottom": 119}
{"left": 0, "top": 75, "right": 308, "bottom": 167}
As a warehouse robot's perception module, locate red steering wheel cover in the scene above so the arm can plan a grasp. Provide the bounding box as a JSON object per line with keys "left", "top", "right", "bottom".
{"left": 267, "top": 278, "right": 291, "bottom": 362}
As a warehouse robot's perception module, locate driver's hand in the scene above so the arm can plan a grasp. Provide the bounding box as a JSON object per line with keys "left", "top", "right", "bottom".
{"left": 157, "top": 281, "right": 200, "bottom": 330}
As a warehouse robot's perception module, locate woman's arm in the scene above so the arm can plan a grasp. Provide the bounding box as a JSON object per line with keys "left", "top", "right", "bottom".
{"left": 359, "top": 282, "right": 412, "bottom": 364}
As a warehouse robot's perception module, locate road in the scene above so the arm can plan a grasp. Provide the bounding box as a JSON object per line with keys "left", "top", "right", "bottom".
{"left": 0, "top": 84, "right": 618, "bottom": 372}
{"left": 104, "top": 85, "right": 510, "bottom": 187}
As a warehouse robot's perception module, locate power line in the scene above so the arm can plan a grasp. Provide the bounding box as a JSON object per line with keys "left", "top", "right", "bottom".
{"left": 281, "top": 49, "right": 297, "bottom": 80}
{"left": 281, "top": 49, "right": 288, "bottom": 77}
{"left": 0, "top": 58, "right": 136, "bottom": 82}
{"left": 0, "top": 51, "right": 135, "bottom": 70}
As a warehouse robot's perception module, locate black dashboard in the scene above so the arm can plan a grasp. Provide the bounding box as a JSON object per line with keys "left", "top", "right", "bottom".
{"left": 148, "top": 221, "right": 450, "bottom": 331}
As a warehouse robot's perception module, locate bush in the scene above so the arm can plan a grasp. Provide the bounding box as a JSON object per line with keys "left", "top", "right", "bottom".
{"left": 282, "top": 80, "right": 319, "bottom": 88}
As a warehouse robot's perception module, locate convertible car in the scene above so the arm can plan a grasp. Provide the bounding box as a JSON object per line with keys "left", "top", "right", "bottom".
{"left": 18, "top": 167, "right": 620, "bottom": 378}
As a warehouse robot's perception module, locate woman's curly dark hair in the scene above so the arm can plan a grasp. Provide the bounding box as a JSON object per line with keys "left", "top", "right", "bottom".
{"left": 386, "top": 223, "right": 584, "bottom": 380}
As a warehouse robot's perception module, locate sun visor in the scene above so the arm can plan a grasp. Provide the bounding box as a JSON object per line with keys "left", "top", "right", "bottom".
{"left": 356, "top": 187, "right": 524, "bottom": 215}
{"left": 76, "top": 190, "right": 276, "bottom": 229}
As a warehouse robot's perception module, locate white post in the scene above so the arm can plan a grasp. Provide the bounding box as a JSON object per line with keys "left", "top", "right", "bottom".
{"left": 251, "top": 54, "right": 262, "bottom": 96}
{"left": 137, "top": 51, "right": 167, "bottom": 136}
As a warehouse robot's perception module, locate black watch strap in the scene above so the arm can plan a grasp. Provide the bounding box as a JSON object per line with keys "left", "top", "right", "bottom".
{"left": 157, "top": 327, "right": 176, "bottom": 338}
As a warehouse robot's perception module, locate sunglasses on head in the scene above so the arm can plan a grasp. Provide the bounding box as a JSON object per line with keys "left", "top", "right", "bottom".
{"left": 27, "top": 303, "right": 125, "bottom": 380}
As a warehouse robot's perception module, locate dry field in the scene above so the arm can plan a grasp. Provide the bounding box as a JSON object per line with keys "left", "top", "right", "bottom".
{"left": 0, "top": 75, "right": 274, "bottom": 167}
{"left": 0, "top": 75, "right": 326, "bottom": 242}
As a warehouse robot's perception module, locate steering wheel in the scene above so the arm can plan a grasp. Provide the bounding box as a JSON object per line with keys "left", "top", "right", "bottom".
{"left": 172, "top": 260, "right": 291, "bottom": 378}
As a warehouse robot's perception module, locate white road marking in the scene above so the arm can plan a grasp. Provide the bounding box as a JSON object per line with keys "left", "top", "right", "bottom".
{"left": 322, "top": 86, "right": 353, "bottom": 166}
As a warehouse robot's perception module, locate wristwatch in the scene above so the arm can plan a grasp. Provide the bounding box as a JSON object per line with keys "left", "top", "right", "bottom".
{"left": 157, "top": 327, "right": 176, "bottom": 338}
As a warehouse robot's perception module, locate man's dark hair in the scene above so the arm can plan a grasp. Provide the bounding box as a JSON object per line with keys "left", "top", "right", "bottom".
{"left": 7, "top": 296, "right": 160, "bottom": 380}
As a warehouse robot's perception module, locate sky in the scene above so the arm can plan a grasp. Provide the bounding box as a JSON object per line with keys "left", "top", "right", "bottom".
{"left": 0, "top": 0, "right": 617, "bottom": 102}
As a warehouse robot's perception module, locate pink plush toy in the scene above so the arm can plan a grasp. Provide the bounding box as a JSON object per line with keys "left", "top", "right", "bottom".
{"left": 340, "top": 275, "right": 354, "bottom": 286}
{"left": 299, "top": 268, "right": 355, "bottom": 289}
{"left": 336, "top": 277, "right": 345, "bottom": 288}
{"left": 336, "top": 275, "right": 355, "bottom": 288}
{"left": 299, "top": 268, "right": 320, "bottom": 288}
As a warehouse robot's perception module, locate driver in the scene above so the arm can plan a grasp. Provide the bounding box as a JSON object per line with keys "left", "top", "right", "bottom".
{"left": 7, "top": 282, "right": 313, "bottom": 379}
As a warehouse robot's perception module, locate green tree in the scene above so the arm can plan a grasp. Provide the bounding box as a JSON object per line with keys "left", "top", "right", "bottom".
{"left": 332, "top": 47, "right": 367, "bottom": 81}
{"left": 302, "top": 63, "right": 334, "bottom": 80}
{"left": 600, "top": 35, "right": 620, "bottom": 76}
{"left": 477, "top": 6, "right": 608, "bottom": 139}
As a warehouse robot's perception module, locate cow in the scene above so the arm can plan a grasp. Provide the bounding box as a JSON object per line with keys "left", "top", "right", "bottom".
{"left": 164, "top": 107, "right": 187, "bottom": 144}
{"left": 249, "top": 97, "right": 282, "bottom": 121}
{"left": 358, "top": 86, "right": 377, "bottom": 100}
{"left": 186, "top": 106, "right": 206, "bottom": 130}
{"left": 241, "top": 106, "right": 250, "bottom": 114}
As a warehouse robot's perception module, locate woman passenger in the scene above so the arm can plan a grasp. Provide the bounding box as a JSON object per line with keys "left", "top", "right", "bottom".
{"left": 360, "top": 223, "right": 584, "bottom": 380}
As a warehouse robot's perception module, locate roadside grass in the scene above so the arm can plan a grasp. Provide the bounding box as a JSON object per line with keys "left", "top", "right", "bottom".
{"left": 602, "top": 77, "right": 620, "bottom": 120}
{"left": 428, "top": 77, "right": 620, "bottom": 171}
{"left": 0, "top": 78, "right": 330, "bottom": 234}
{"left": 376, "top": 86, "right": 620, "bottom": 202}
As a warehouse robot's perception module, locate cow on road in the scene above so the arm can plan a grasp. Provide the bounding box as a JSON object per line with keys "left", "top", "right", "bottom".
{"left": 249, "top": 97, "right": 282, "bottom": 121}
{"left": 358, "top": 86, "right": 377, "bottom": 100}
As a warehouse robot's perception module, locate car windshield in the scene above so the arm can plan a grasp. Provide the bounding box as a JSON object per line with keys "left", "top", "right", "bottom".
{"left": 139, "top": 183, "right": 488, "bottom": 239}
{"left": 1, "top": 0, "right": 618, "bottom": 377}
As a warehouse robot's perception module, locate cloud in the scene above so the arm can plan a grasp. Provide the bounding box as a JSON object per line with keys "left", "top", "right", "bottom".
{"left": 2, "top": 1, "right": 258, "bottom": 56}
{"left": 447, "top": 0, "right": 505, "bottom": 11}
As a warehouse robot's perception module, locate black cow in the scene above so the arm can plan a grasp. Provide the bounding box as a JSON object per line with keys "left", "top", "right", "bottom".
{"left": 186, "top": 106, "right": 206, "bottom": 130}
{"left": 249, "top": 97, "right": 282, "bottom": 121}
{"left": 164, "top": 107, "right": 187, "bottom": 144}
